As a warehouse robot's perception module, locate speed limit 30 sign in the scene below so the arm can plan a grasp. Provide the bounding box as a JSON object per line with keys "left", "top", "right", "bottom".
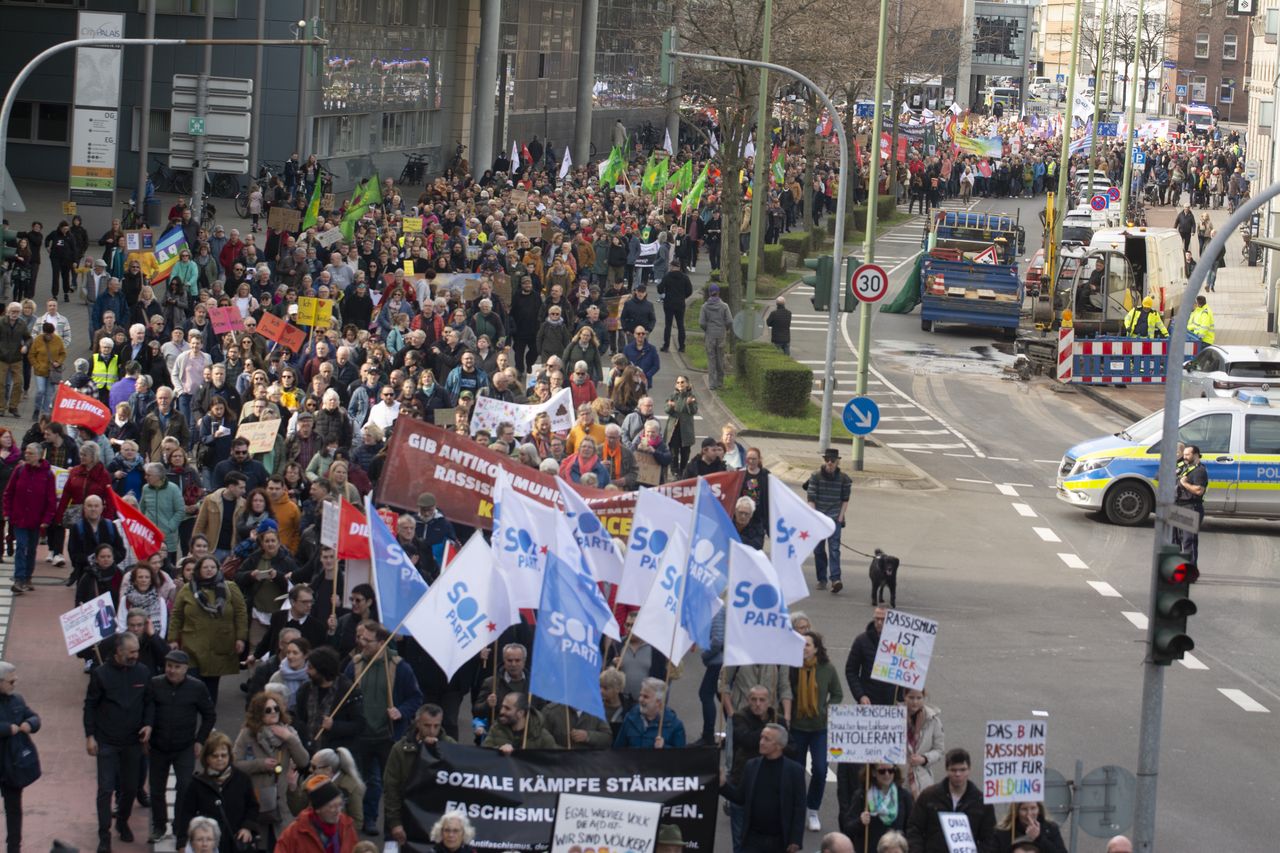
{"left": 851, "top": 262, "right": 889, "bottom": 303}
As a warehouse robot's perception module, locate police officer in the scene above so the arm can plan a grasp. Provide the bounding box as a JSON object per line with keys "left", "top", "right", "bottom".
{"left": 1174, "top": 444, "right": 1208, "bottom": 563}
{"left": 1123, "top": 296, "right": 1168, "bottom": 337}
{"left": 1188, "top": 295, "right": 1216, "bottom": 344}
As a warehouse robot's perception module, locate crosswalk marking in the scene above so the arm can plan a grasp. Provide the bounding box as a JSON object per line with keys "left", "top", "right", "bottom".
{"left": 1219, "top": 688, "right": 1270, "bottom": 713}
{"left": 1122, "top": 611, "right": 1149, "bottom": 629}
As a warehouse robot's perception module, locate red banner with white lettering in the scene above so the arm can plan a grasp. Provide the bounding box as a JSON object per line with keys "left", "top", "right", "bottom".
{"left": 51, "top": 385, "right": 111, "bottom": 435}
{"left": 337, "top": 498, "right": 371, "bottom": 560}
{"left": 110, "top": 490, "right": 165, "bottom": 561}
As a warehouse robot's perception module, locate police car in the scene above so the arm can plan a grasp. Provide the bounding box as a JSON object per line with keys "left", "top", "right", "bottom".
{"left": 1057, "top": 390, "right": 1280, "bottom": 525}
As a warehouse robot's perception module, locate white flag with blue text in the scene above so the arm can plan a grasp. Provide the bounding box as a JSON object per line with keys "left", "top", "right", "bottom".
{"left": 618, "top": 488, "right": 690, "bottom": 607}
{"left": 724, "top": 541, "right": 806, "bottom": 667}
{"left": 557, "top": 477, "right": 625, "bottom": 584}
{"left": 631, "top": 525, "right": 697, "bottom": 661}
{"left": 492, "top": 468, "right": 556, "bottom": 608}
{"left": 768, "top": 473, "right": 835, "bottom": 604}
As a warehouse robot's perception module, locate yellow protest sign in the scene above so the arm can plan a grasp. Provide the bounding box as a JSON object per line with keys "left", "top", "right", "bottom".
{"left": 404, "top": 260, "right": 415, "bottom": 276}
{"left": 296, "top": 297, "right": 334, "bottom": 327}
{"left": 403, "top": 216, "right": 423, "bottom": 233}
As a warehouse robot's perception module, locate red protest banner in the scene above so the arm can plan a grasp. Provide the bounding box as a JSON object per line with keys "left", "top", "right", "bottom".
{"left": 337, "top": 498, "right": 371, "bottom": 560}
{"left": 110, "top": 490, "right": 165, "bottom": 560}
{"left": 374, "top": 420, "right": 744, "bottom": 538}
{"left": 51, "top": 384, "right": 111, "bottom": 435}
{"left": 255, "top": 312, "right": 308, "bottom": 353}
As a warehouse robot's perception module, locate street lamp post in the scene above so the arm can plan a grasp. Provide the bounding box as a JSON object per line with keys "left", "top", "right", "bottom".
{"left": 668, "top": 49, "right": 849, "bottom": 451}
{"left": 1119, "top": 0, "right": 1146, "bottom": 221}
{"left": 0, "top": 36, "right": 328, "bottom": 211}
{"left": 743, "top": 0, "right": 774, "bottom": 337}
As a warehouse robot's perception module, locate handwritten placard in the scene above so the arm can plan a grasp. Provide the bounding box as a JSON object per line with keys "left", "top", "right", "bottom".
{"left": 402, "top": 216, "right": 423, "bottom": 233}
{"left": 296, "top": 296, "right": 334, "bottom": 328}
{"left": 827, "top": 704, "right": 908, "bottom": 764}
{"left": 517, "top": 220, "right": 542, "bottom": 239}
{"left": 871, "top": 609, "right": 938, "bottom": 690}
{"left": 939, "top": 813, "right": 977, "bottom": 853}
{"left": 61, "top": 592, "right": 116, "bottom": 655}
{"left": 983, "top": 719, "right": 1047, "bottom": 804}
{"left": 236, "top": 418, "right": 281, "bottom": 454}
{"left": 268, "top": 206, "right": 301, "bottom": 232}
{"left": 551, "top": 793, "right": 662, "bottom": 853}
{"left": 315, "top": 227, "right": 343, "bottom": 249}
{"left": 255, "top": 312, "right": 308, "bottom": 352}
{"left": 209, "top": 306, "right": 246, "bottom": 335}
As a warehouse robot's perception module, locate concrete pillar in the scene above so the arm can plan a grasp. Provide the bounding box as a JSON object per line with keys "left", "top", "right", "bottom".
{"left": 472, "top": 0, "right": 501, "bottom": 174}
{"left": 574, "top": 0, "right": 599, "bottom": 165}
{"left": 248, "top": 0, "right": 265, "bottom": 177}
{"left": 136, "top": 0, "right": 156, "bottom": 197}
{"left": 955, "top": 0, "right": 974, "bottom": 107}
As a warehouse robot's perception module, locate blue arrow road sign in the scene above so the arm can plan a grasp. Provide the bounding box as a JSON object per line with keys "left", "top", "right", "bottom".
{"left": 843, "top": 397, "right": 880, "bottom": 436}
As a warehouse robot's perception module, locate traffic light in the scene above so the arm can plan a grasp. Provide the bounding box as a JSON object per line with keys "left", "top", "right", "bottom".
{"left": 660, "top": 28, "right": 678, "bottom": 87}
{"left": 0, "top": 227, "right": 17, "bottom": 263}
{"left": 803, "top": 255, "right": 833, "bottom": 311}
{"left": 1151, "top": 545, "right": 1199, "bottom": 665}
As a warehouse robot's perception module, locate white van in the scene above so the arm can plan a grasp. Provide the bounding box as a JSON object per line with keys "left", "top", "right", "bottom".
{"left": 1089, "top": 227, "right": 1187, "bottom": 316}
{"left": 1062, "top": 204, "right": 1122, "bottom": 243}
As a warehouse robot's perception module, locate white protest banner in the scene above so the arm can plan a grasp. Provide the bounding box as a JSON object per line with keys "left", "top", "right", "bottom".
{"left": 983, "top": 719, "right": 1047, "bottom": 804}
{"left": 315, "top": 227, "right": 344, "bottom": 248}
{"left": 236, "top": 418, "right": 281, "bottom": 454}
{"left": 321, "top": 500, "right": 340, "bottom": 550}
{"left": 60, "top": 592, "right": 117, "bottom": 655}
{"left": 826, "top": 704, "right": 908, "bottom": 764}
{"left": 469, "top": 387, "right": 574, "bottom": 438}
{"left": 618, "top": 488, "right": 688, "bottom": 607}
{"left": 551, "top": 793, "right": 663, "bottom": 853}
{"left": 939, "top": 812, "right": 978, "bottom": 853}
{"left": 871, "top": 609, "right": 939, "bottom": 690}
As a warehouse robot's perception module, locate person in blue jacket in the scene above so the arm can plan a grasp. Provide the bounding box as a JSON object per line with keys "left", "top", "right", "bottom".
{"left": 615, "top": 677, "right": 686, "bottom": 749}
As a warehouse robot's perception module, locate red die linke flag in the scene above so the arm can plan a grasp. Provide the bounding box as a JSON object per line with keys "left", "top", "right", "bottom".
{"left": 110, "top": 490, "right": 165, "bottom": 561}
{"left": 337, "top": 497, "right": 371, "bottom": 560}
{"left": 52, "top": 384, "right": 111, "bottom": 434}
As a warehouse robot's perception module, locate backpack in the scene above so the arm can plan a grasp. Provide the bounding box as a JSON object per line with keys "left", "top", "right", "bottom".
{"left": 2, "top": 732, "right": 40, "bottom": 788}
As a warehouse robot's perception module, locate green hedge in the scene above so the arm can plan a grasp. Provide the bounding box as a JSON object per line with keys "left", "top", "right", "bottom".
{"left": 763, "top": 244, "right": 785, "bottom": 275}
{"left": 734, "top": 341, "right": 812, "bottom": 417}
{"left": 779, "top": 231, "right": 810, "bottom": 261}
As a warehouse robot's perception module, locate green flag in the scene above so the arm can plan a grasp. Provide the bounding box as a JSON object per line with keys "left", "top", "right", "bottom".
{"left": 339, "top": 174, "right": 385, "bottom": 241}
{"left": 772, "top": 149, "right": 785, "bottom": 185}
{"left": 669, "top": 159, "right": 693, "bottom": 195}
{"left": 641, "top": 155, "right": 659, "bottom": 194}
{"left": 301, "top": 173, "right": 323, "bottom": 230}
{"left": 598, "top": 146, "right": 625, "bottom": 187}
{"left": 682, "top": 164, "right": 710, "bottom": 212}
{"left": 655, "top": 156, "right": 670, "bottom": 191}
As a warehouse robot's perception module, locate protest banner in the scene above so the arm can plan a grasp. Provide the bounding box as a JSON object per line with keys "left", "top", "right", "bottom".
{"left": 470, "top": 387, "right": 574, "bottom": 438}
{"left": 517, "top": 220, "right": 542, "bottom": 239}
{"left": 403, "top": 260, "right": 416, "bottom": 277}
{"left": 509, "top": 189, "right": 529, "bottom": 205}
{"left": 939, "top": 812, "right": 978, "bottom": 853}
{"left": 871, "top": 609, "right": 939, "bottom": 690}
{"left": 208, "top": 306, "right": 245, "bottom": 335}
{"left": 296, "top": 296, "right": 334, "bottom": 327}
{"left": 402, "top": 216, "right": 423, "bottom": 233}
{"left": 551, "top": 793, "right": 663, "bottom": 853}
{"left": 315, "top": 227, "right": 343, "bottom": 249}
{"left": 255, "top": 311, "right": 307, "bottom": 352}
{"left": 51, "top": 384, "right": 111, "bottom": 434}
{"left": 983, "top": 719, "right": 1047, "bottom": 804}
{"left": 402, "top": 744, "right": 717, "bottom": 852}
{"left": 827, "top": 704, "right": 908, "bottom": 764}
{"left": 376, "top": 420, "right": 743, "bottom": 537}
{"left": 321, "top": 500, "right": 340, "bottom": 550}
{"left": 321, "top": 192, "right": 336, "bottom": 211}
{"left": 236, "top": 418, "right": 281, "bottom": 454}
{"left": 53, "top": 466, "right": 70, "bottom": 499}
{"left": 268, "top": 206, "right": 301, "bottom": 232}
{"left": 60, "top": 592, "right": 116, "bottom": 655}
{"left": 336, "top": 498, "right": 371, "bottom": 560}
{"left": 125, "top": 229, "right": 154, "bottom": 252}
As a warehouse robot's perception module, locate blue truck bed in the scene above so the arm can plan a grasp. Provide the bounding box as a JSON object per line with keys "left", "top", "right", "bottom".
{"left": 919, "top": 255, "right": 1023, "bottom": 333}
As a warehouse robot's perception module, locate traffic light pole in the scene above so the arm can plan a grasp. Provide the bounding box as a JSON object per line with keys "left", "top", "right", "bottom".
{"left": 668, "top": 50, "right": 848, "bottom": 451}
{"left": 0, "top": 36, "right": 328, "bottom": 210}
{"left": 1132, "top": 178, "right": 1280, "bottom": 853}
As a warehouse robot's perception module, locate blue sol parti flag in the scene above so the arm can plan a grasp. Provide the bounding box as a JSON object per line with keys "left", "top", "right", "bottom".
{"left": 679, "top": 478, "right": 739, "bottom": 649}
{"left": 365, "top": 494, "right": 429, "bottom": 634}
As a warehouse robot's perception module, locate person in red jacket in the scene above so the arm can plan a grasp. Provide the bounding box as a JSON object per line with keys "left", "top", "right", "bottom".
{"left": 218, "top": 229, "right": 246, "bottom": 279}
{"left": 1, "top": 443, "right": 58, "bottom": 593}
{"left": 275, "top": 778, "right": 359, "bottom": 853}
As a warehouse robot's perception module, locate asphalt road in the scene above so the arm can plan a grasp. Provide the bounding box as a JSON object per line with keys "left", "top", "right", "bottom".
{"left": 690, "top": 192, "right": 1278, "bottom": 852}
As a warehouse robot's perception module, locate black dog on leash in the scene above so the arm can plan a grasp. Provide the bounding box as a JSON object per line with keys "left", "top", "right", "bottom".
{"left": 869, "top": 549, "right": 900, "bottom": 607}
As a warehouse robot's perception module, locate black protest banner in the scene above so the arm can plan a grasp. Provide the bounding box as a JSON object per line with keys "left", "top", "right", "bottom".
{"left": 402, "top": 743, "right": 720, "bottom": 852}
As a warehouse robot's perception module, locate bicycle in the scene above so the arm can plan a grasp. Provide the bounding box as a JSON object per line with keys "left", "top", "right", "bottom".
{"left": 120, "top": 199, "right": 141, "bottom": 230}
{"left": 151, "top": 157, "right": 192, "bottom": 195}
{"left": 448, "top": 142, "right": 467, "bottom": 174}
{"left": 399, "top": 152, "right": 429, "bottom": 185}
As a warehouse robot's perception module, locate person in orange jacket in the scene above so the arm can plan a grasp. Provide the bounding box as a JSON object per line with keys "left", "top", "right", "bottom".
{"left": 275, "top": 778, "right": 359, "bottom": 853}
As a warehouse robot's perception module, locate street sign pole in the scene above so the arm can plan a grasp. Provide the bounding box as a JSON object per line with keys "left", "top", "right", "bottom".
{"left": 1052, "top": 0, "right": 1085, "bottom": 269}
{"left": 190, "top": 0, "right": 214, "bottom": 224}
{"left": 1119, "top": 0, "right": 1146, "bottom": 222}
{"left": 668, "top": 49, "right": 848, "bottom": 452}
{"left": 854, "top": 0, "right": 892, "bottom": 471}
{"left": 1087, "top": 0, "right": 1110, "bottom": 198}
{"left": 1131, "top": 178, "right": 1280, "bottom": 853}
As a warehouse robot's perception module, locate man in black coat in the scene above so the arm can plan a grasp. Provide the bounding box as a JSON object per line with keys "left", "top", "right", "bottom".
{"left": 292, "top": 646, "right": 365, "bottom": 752}
{"left": 147, "top": 650, "right": 216, "bottom": 843}
{"left": 721, "top": 722, "right": 806, "bottom": 853}
{"left": 844, "top": 606, "right": 898, "bottom": 706}
{"left": 247, "top": 582, "right": 327, "bottom": 663}
{"left": 83, "top": 632, "right": 153, "bottom": 852}
{"left": 906, "top": 748, "right": 996, "bottom": 853}
{"left": 65, "top": 494, "right": 127, "bottom": 587}
{"left": 1174, "top": 204, "right": 1196, "bottom": 253}
{"left": 658, "top": 258, "right": 693, "bottom": 352}
{"left": 766, "top": 295, "right": 792, "bottom": 356}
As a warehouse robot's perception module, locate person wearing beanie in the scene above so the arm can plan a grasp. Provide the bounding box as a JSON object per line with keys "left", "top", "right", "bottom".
{"left": 274, "top": 775, "right": 358, "bottom": 853}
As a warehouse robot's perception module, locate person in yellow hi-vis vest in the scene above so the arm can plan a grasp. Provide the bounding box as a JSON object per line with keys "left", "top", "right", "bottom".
{"left": 1123, "top": 296, "right": 1168, "bottom": 337}
{"left": 1188, "top": 295, "right": 1215, "bottom": 344}
{"left": 90, "top": 337, "right": 119, "bottom": 403}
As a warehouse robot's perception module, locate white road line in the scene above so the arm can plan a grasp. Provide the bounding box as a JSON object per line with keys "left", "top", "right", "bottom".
{"left": 871, "top": 428, "right": 953, "bottom": 435}
{"left": 888, "top": 442, "right": 966, "bottom": 450}
{"left": 1178, "top": 653, "right": 1209, "bottom": 671}
{"left": 1088, "top": 580, "right": 1122, "bottom": 597}
{"left": 878, "top": 415, "right": 936, "bottom": 422}
{"left": 1057, "top": 553, "right": 1088, "bottom": 569}
{"left": 1218, "top": 688, "right": 1271, "bottom": 713}
{"left": 988, "top": 456, "right": 1019, "bottom": 462}
{"left": 1032, "top": 527, "right": 1061, "bottom": 542}
{"left": 995, "top": 484, "right": 1019, "bottom": 497}
{"left": 1035, "top": 459, "right": 1061, "bottom": 465}
{"left": 1122, "top": 611, "right": 1149, "bottom": 629}
{"left": 1012, "top": 503, "right": 1036, "bottom": 517}
{"left": 897, "top": 448, "right": 933, "bottom": 454}
{"left": 944, "top": 452, "right": 975, "bottom": 457}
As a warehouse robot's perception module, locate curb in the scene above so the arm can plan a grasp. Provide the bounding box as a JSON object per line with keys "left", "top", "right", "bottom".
{"left": 1073, "top": 383, "right": 1152, "bottom": 422}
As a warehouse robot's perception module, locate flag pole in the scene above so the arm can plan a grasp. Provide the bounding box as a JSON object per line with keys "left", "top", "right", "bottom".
{"left": 863, "top": 764, "right": 871, "bottom": 853}
{"left": 521, "top": 711, "right": 530, "bottom": 749}
{"left": 565, "top": 705, "right": 573, "bottom": 750}
{"left": 322, "top": 605, "right": 415, "bottom": 727}
{"left": 489, "top": 640, "right": 500, "bottom": 729}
